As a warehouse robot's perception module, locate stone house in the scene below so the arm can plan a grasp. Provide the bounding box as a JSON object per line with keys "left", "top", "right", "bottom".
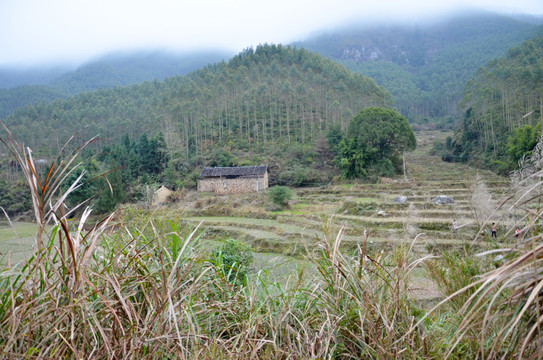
{"left": 198, "top": 166, "right": 268, "bottom": 195}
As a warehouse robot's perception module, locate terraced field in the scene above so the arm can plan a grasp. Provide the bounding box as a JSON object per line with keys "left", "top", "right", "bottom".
{"left": 1, "top": 130, "right": 510, "bottom": 287}
{"left": 0, "top": 222, "right": 39, "bottom": 264}
{"left": 172, "top": 130, "right": 509, "bottom": 259}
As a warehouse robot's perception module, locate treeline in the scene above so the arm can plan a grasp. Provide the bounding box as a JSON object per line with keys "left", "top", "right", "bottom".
{"left": 443, "top": 30, "right": 543, "bottom": 172}
{"left": 63, "top": 133, "right": 169, "bottom": 213}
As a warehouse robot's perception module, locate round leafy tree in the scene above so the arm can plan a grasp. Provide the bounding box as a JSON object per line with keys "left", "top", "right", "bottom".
{"left": 339, "top": 107, "right": 416, "bottom": 178}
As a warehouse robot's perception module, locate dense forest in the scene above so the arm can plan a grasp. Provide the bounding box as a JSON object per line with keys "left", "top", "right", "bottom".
{"left": 443, "top": 30, "right": 543, "bottom": 172}
{"left": 0, "top": 45, "right": 399, "bottom": 213}
{"left": 295, "top": 12, "right": 541, "bottom": 125}
{"left": 5, "top": 45, "right": 391, "bottom": 153}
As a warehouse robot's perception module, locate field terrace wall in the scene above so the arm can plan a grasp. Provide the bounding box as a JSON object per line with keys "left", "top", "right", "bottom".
{"left": 198, "top": 166, "right": 268, "bottom": 195}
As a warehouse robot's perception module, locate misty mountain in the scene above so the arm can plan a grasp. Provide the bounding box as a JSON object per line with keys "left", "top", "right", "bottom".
{"left": 49, "top": 50, "right": 233, "bottom": 93}
{"left": 0, "top": 65, "right": 74, "bottom": 89}
{"left": 294, "top": 11, "right": 541, "bottom": 125}
{"left": 1, "top": 11, "right": 541, "bottom": 125}
{"left": 0, "top": 50, "right": 232, "bottom": 119}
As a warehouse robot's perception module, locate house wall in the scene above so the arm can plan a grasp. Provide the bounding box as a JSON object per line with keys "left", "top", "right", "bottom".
{"left": 197, "top": 173, "right": 268, "bottom": 195}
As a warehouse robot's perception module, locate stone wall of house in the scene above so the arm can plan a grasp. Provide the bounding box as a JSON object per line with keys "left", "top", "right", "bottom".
{"left": 197, "top": 173, "right": 268, "bottom": 195}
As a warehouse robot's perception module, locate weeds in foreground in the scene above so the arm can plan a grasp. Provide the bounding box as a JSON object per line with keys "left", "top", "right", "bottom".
{"left": 0, "top": 212, "right": 441, "bottom": 358}
{"left": 417, "top": 139, "right": 543, "bottom": 359}
{"left": 2, "top": 128, "right": 543, "bottom": 358}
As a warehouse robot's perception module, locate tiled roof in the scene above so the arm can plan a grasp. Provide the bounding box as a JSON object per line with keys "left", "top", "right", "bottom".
{"left": 200, "top": 165, "right": 268, "bottom": 178}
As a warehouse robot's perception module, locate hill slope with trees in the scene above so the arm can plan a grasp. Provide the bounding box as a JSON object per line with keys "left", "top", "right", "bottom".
{"left": 443, "top": 30, "right": 543, "bottom": 172}
{"left": 1, "top": 45, "right": 396, "bottom": 212}
{"left": 295, "top": 11, "right": 541, "bottom": 125}
{"left": 4, "top": 45, "right": 391, "bottom": 154}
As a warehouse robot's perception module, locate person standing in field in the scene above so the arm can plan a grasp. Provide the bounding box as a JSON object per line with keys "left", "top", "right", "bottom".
{"left": 491, "top": 223, "right": 497, "bottom": 238}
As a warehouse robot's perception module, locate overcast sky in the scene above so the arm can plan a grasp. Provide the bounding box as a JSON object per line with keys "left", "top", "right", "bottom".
{"left": 1, "top": 0, "right": 542, "bottom": 67}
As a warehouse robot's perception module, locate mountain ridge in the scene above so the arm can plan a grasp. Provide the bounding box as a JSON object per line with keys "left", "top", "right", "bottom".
{"left": 293, "top": 11, "right": 541, "bottom": 123}
{"left": 0, "top": 11, "right": 541, "bottom": 123}
{"left": 0, "top": 50, "right": 232, "bottom": 119}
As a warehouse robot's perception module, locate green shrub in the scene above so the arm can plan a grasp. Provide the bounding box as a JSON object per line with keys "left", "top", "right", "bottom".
{"left": 211, "top": 239, "right": 253, "bottom": 286}
{"left": 268, "top": 186, "right": 293, "bottom": 207}
{"left": 426, "top": 249, "right": 487, "bottom": 310}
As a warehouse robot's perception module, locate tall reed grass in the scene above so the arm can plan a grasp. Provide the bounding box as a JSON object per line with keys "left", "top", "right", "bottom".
{"left": 1, "top": 128, "right": 542, "bottom": 358}
{"left": 432, "top": 140, "right": 543, "bottom": 359}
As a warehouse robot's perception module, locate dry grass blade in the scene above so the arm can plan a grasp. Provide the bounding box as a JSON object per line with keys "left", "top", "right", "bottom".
{"left": 433, "top": 137, "right": 543, "bottom": 358}
{"left": 0, "top": 122, "right": 98, "bottom": 252}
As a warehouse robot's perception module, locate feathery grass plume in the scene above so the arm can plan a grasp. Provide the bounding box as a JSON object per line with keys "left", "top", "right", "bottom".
{"left": 470, "top": 174, "right": 496, "bottom": 231}
{"left": 509, "top": 135, "right": 543, "bottom": 219}
{"left": 440, "top": 230, "right": 543, "bottom": 358}
{"left": 403, "top": 203, "right": 419, "bottom": 239}
{"left": 510, "top": 135, "right": 543, "bottom": 192}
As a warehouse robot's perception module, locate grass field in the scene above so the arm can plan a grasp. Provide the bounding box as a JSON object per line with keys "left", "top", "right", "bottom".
{"left": 0, "top": 222, "right": 37, "bottom": 264}
{"left": 0, "top": 130, "right": 510, "bottom": 292}
{"left": 112, "top": 130, "right": 510, "bottom": 301}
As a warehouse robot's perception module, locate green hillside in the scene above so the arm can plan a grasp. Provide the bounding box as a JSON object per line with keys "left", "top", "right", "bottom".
{"left": 295, "top": 12, "right": 540, "bottom": 125}
{"left": 5, "top": 44, "right": 390, "bottom": 151}
{"left": 443, "top": 30, "right": 543, "bottom": 172}
{"left": 0, "top": 45, "right": 394, "bottom": 213}
{"left": 0, "top": 50, "right": 231, "bottom": 119}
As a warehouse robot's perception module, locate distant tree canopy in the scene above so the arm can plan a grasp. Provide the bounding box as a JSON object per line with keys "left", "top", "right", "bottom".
{"left": 335, "top": 107, "right": 416, "bottom": 178}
